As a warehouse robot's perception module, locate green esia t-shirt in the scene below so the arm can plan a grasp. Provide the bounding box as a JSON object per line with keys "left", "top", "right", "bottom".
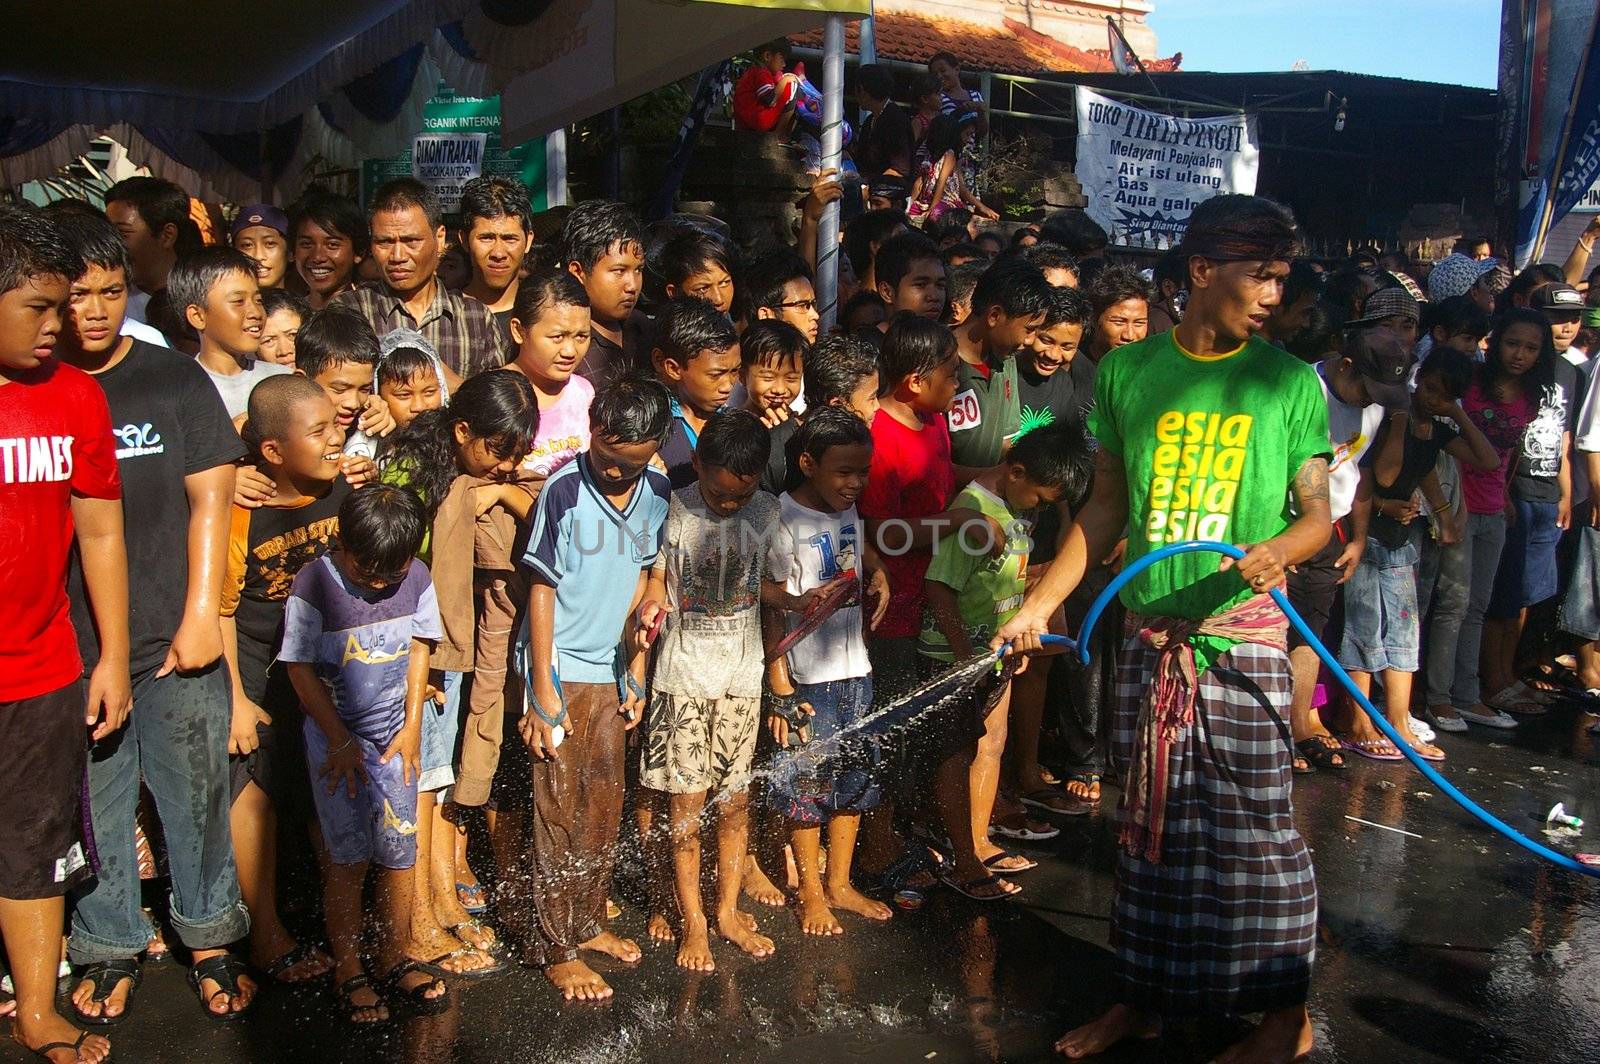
{"left": 918, "top": 482, "right": 1029, "bottom": 661}
{"left": 1087, "top": 332, "right": 1329, "bottom": 667}
{"left": 948, "top": 356, "right": 1021, "bottom": 467}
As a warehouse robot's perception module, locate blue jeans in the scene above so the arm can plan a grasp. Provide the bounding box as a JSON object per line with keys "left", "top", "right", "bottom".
{"left": 418, "top": 671, "right": 462, "bottom": 794}
{"left": 1339, "top": 535, "right": 1421, "bottom": 673}
{"left": 70, "top": 663, "right": 249, "bottom": 963}
{"left": 1451, "top": 513, "right": 1507, "bottom": 708}
{"left": 1418, "top": 525, "right": 1469, "bottom": 707}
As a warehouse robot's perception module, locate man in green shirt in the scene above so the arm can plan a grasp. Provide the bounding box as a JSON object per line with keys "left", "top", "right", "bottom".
{"left": 998, "top": 195, "right": 1332, "bottom": 1064}
{"left": 948, "top": 260, "right": 1053, "bottom": 467}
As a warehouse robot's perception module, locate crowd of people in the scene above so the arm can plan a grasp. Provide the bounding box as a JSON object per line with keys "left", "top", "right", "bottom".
{"left": 5, "top": 45, "right": 1600, "bottom": 1064}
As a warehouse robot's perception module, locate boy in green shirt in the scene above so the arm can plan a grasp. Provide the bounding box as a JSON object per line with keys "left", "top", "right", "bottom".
{"left": 920, "top": 425, "right": 1091, "bottom": 901}
{"left": 948, "top": 259, "right": 1054, "bottom": 467}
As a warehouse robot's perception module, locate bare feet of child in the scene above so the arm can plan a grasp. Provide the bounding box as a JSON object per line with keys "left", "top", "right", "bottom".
{"left": 743, "top": 855, "right": 787, "bottom": 908}
{"left": 717, "top": 910, "right": 775, "bottom": 958}
{"left": 647, "top": 912, "right": 675, "bottom": 943}
{"left": 408, "top": 928, "right": 498, "bottom": 975}
{"left": 1054, "top": 1004, "right": 1161, "bottom": 1058}
{"left": 826, "top": 883, "right": 893, "bottom": 921}
{"left": 797, "top": 891, "right": 844, "bottom": 936}
{"left": 675, "top": 914, "right": 716, "bottom": 972}
{"left": 544, "top": 959, "right": 612, "bottom": 1002}
{"left": 580, "top": 929, "right": 642, "bottom": 964}
{"left": 1211, "top": 1005, "right": 1313, "bottom": 1064}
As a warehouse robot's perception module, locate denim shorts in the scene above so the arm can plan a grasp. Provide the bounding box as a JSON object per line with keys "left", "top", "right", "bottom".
{"left": 1488, "top": 498, "right": 1561, "bottom": 619}
{"left": 1560, "top": 525, "right": 1600, "bottom": 641}
{"left": 767, "top": 675, "right": 879, "bottom": 824}
{"left": 418, "top": 671, "right": 462, "bottom": 794}
{"left": 1337, "top": 534, "right": 1421, "bottom": 674}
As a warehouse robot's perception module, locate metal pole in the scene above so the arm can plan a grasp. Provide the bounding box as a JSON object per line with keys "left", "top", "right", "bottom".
{"left": 859, "top": 1, "right": 876, "bottom": 65}
{"left": 817, "top": 14, "right": 845, "bottom": 333}
{"left": 545, "top": 127, "right": 569, "bottom": 208}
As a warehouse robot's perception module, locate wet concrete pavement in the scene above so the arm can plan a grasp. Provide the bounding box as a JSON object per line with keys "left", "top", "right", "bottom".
{"left": 7, "top": 706, "right": 1600, "bottom": 1063}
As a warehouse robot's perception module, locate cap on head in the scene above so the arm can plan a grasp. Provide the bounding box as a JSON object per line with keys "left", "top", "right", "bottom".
{"left": 231, "top": 204, "right": 289, "bottom": 243}
{"left": 1347, "top": 286, "right": 1419, "bottom": 328}
{"left": 1426, "top": 252, "right": 1500, "bottom": 302}
{"left": 1531, "top": 282, "right": 1584, "bottom": 318}
{"left": 1344, "top": 327, "right": 1414, "bottom": 411}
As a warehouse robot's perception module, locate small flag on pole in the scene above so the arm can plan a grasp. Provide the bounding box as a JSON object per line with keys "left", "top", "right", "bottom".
{"left": 1107, "top": 16, "right": 1143, "bottom": 76}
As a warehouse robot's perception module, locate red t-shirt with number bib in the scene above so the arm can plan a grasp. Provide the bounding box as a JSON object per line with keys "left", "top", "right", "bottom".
{"left": 0, "top": 361, "right": 121, "bottom": 701}
{"left": 860, "top": 408, "right": 955, "bottom": 639}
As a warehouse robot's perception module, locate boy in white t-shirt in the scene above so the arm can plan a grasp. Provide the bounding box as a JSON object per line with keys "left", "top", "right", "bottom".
{"left": 764, "top": 408, "right": 891, "bottom": 937}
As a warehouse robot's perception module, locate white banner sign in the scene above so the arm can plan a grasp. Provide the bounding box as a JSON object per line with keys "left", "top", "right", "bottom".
{"left": 1074, "top": 88, "right": 1260, "bottom": 243}
{"left": 410, "top": 132, "right": 488, "bottom": 212}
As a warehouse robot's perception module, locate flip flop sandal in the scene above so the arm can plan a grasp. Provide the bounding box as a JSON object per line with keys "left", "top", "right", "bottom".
{"left": 337, "top": 974, "right": 389, "bottom": 1026}
{"left": 1062, "top": 772, "right": 1103, "bottom": 802}
{"left": 982, "top": 851, "right": 1037, "bottom": 873}
{"left": 1489, "top": 683, "right": 1548, "bottom": 716}
{"left": 448, "top": 918, "right": 507, "bottom": 958}
{"left": 1340, "top": 738, "right": 1405, "bottom": 762}
{"left": 71, "top": 958, "right": 141, "bottom": 1027}
{"left": 456, "top": 881, "right": 489, "bottom": 915}
{"left": 259, "top": 942, "right": 331, "bottom": 984}
{"left": 17, "top": 1030, "right": 97, "bottom": 1061}
{"left": 188, "top": 953, "right": 254, "bottom": 1023}
{"left": 939, "top": 870, "right": 1021, "bottom": 901}
{"left": 1018, "top": 787, "right": 1088, "bottom": 816}
{"left": 1410, "top": 741, "right": 1446, "bottom": 763}
{"left": 991, "top": 817, "right": 1060, "bottom": 842}
{"left": 411, "top": 949, "right": 510, "bottom": 981}
{"left": 1295, "top": 737, "right": 1348, "bottom": 771}
{"left": 381, "top": 961, "right": 451, "bottom": 1016}
{"left": 859, "top": 850, "right": 936, "bottom": 909}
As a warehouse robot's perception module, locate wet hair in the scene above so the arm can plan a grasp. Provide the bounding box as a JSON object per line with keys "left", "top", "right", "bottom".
{"left": 1085, "top": 264, "right": 1154, "bottom": 319}
{"left": 973, "top": 231, "right": 1005, "bottom": 257}
{"left": 874, "top": 231, "right": 943, "bottom": 293}
{"left": 1176, "top": 194, "right": 1298, "bottom": 266}
{"left": 695, "top": 408, "right": 770, "bottom": 479}
{"left": 40, "top": 203, "right": 127, "bottom": 278}
{"left": 795, "top": 405, "right": 873, "bottom": 463}
{"left": 1038, "top": 210, "right": 1108, "bottom": 258}
{"left": 910, "top": 72, "right": 941, "bottom": 103}
{"left": 740, "top": 319, "right": 807, "bottom": 370}
{"left": 881, "top": 312, "right": 956, "bottom": 386}
{"left": 1040, "top": 284, "right": 1093, "bottom": 330}
{"left": 1417, "top": 346, "right": 1475, "bottom": 398}
{"left": 1322, "top": 267, "right": 1374, "bottom": 327}
{"left": 1021, "top": 242, "right": 1078, "bottom": 280}
{"left": 295, "top": 305, "right": 380, "bottom": 380}
{"left": 922, "top": 114, "right": 963, "bottom": 163}
{"left": 1501, "top": 262, "right": 1565, "bottom": 314}
{"left": 380, "top": 370, "right": 539, "bottom": 519}
{"left": 927, "top": 51, "right": 961, "bottom": 71}
{"left": 166, "top": 246, "right": 257, "bottom": 316}
{"left": 0, "top": 203, "right": 84, "bottom": 296}
{"left": 511, "top": 270, "right": 590, "bottom": 329}
{"left": 290, "top": 189, "right": 369, "bottom": 255}
{"left": 1281, "top": 259, "right": 1323, "bottom": 310}
{"left": 734, "top": 248, "right": 813, "bottom": 320}
{"left": 1285, "top": 302, "right": 1337, "bottom": 364}
{"left": 104, "top": 177, "right": 202, "bottom": 256}
{"left": 1152, "top": 247, "right": 1188, "bottom": 293}
{"left": 972, "top": 259, "right": 1053, "bottom": 319}
{"left": 654, "top": 296, "right": 738, "bottom": 365}
{"left": 376, "top": 345, "right": 441, "bottom": 391}
{"left": 369, "top": 178, "right": 442, "bottom": 230}
{"left": 927, "top": 213, "right": 974, "bottom": 251}
{"left": 559, "top": 200, "right": 645, "bottom": 272}
{"left": 1422, "top": 294, "right": 1490, "bottom": 343}
{"left": 944, "top": 262, "right": 987, "bottom": 318}
{"left": 657, "top": 230, "right": 735, "bottom": 290}
{"left": 1011, "top": 225, "right": 1041, "bottom": 246}
{"left": 591, "top": 373, "right": 673, "bottom": 446}
{"left": 247, "top": 372, "right": 328, "bottom": 443}
{"left": 1006, "top": 421, "right": 1093, "bottom": 496}
{"left": 458, "top": 175, "right": 532, "bottom": 232}
{"left": 339, "top": 484, "right": 428, "bottom": 579}
{"left": 260, "top": 287, "right": 308, "bottom": 323}
{"left": 857, "top": 63, "right": 895, "bottom": 102}
{"left": 840, "top": 290, "right": 888, "bottom": 332}
{"left": 844, "top": 208, "right": 908, "bottom": 277}
{"left": 941, "top": 241, "right": 988, "bottom": 265}
{"left": 804, "top": 335, "right": 881, "bottom": 410}
{"left": 1482, "top": 307, "right": 1555, "bottom": 396}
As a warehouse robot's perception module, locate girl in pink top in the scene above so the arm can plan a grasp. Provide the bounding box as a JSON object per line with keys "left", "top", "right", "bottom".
{"left": 507, "top": 273, "right": 595, "bottom": 481}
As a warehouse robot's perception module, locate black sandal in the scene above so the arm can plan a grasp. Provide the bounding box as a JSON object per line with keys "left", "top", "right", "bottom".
{"left": 1063, "top": 772, "right": 1102, "bottom": 805}
{"left": 259, "top": 942, "right": 331, "bottom": 984}
{"left": 17, "top": 1029, "right": 95, "bottom": 1061}
{"left": 188, "top": 953, "right": 254, "bottom": 1023}
{"left": 1295, "top": 737, "right": 1346, "bottom": 773}
{"left": 380, "top": 960, "right": 450, "bottom": 1015}
{"left": 337, "top": 974, "right": 389, "bottom": 1026}
{"left": 71, "top": 957, "right": 140, "bottom": 1027}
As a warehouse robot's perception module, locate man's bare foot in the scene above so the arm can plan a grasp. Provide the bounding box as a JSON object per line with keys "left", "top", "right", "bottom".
{"left": 797, "top": 891, "right": 844, "bottom": 936}
{"left": 14, "top": 1013, "right": 112, "bottom": 1064}
{"left": 1210, "top": 1005, "right": 1313, "bottom": 1064}
{"left": 647, "top": 912, "right": 675, "bottom": 943}
{"left": 675, "top": 914, "right": 715, "bottom": 972}
{"left": 1054, "top": 1004, "right": 1161, "bottom": 1058}
{"left": 826, "top": 883, "right": 892, "bottom": 921}
{"left": 743, "top": 855, "right": 787, "bottom": 907}
{"left": 717, "top": 910, "right": 775, "bottom": 958}
{"left": 580, "top": 929, "right": 642, "bottom": 964}
{"left": 545, "top": 959, "right": 613, "bottom": 1002}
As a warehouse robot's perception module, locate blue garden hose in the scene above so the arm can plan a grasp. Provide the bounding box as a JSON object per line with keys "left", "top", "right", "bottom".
{"left": 1026, "top": 539, "right": 1600, "bottom": 879}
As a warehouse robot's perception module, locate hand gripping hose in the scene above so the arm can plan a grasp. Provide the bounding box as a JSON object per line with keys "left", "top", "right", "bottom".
{"left": 1028, "top": 539, "right": 1599, "bottom": 879}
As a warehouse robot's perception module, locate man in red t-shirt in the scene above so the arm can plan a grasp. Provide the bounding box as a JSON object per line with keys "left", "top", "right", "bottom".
{"left": 0, "top": 204, "right": 128, "bottom": 1063}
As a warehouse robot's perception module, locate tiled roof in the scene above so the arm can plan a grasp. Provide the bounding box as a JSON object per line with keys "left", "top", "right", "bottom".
{"left": 791, "top": 11, "right": 1180, "bottom": 77}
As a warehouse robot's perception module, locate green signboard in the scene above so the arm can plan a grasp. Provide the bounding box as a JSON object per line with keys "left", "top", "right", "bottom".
{"left": 361, "top": 84, "right": 547, "bottom": 215}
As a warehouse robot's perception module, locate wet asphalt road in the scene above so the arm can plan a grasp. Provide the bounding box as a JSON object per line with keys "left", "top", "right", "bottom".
{"left": 6, "top": 705, "right": 1600, "bottom": 1063}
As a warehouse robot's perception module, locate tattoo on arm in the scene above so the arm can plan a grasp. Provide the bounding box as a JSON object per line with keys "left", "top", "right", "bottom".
{"left": 1293, "top": 457, "right": 1329, "bottom": 506}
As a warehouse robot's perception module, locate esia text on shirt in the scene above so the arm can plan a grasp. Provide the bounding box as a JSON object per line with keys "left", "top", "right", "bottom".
{"left": 1146, "top": 409, "right": 1252, "bottom": 544}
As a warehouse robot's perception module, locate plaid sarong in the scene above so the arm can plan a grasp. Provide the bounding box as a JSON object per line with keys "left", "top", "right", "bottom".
{"left": 1108, "top": 639, "right": 1317, "bottom": 1016}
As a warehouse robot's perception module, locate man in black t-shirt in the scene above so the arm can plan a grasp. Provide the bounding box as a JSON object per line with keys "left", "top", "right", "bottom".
{"left": 51, "top": 209, "right": 266, "bottom": 1022}
{"left": 855, "top": 65, "right": 915, "bottom": 183}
